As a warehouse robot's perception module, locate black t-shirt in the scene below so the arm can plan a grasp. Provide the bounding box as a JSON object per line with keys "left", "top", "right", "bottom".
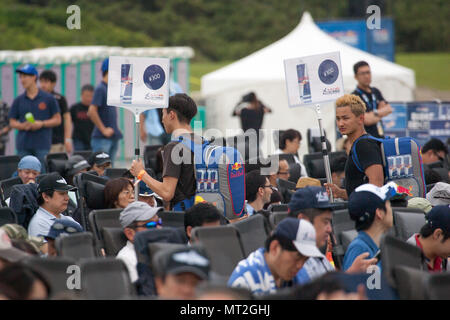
{"left": 352, "top": 87, "right": 386, "bottom": 138}
{"left": 70, "top": 102, "right": 94, "bottom": 146}
{"left": 51, "top": 92, "right": 68, "bottom": 144}
{"left": 344, "top": 134, "right": 384, "bottom": 196}
{"left": 162, "top": 133, "right": 200, "bottom": 208}
{"left": 240, "top": 104, "right": 265, "bottom": 132}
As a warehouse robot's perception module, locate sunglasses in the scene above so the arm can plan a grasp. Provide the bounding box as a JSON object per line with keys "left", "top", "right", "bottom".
{"left": 135, "top": 218, "right": 163, "bottom": 229}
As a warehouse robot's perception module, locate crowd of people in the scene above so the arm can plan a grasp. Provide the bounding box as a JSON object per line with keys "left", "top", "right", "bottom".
{"left": 0, "top": 59, "right": 449, "bottom": 300}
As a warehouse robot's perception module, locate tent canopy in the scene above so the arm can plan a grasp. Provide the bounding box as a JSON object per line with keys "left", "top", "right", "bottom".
{"left": 200, "top": 12, "right": 415, "bottom": 157}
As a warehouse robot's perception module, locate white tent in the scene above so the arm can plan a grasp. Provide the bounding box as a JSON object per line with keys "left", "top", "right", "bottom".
{"left": 201, "top": 12, "right": 415, "bottom": 157}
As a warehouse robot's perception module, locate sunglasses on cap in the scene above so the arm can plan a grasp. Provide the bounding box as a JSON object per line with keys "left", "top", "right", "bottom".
{"left": 51, "top": 222, "right": 80, "bottom": 234}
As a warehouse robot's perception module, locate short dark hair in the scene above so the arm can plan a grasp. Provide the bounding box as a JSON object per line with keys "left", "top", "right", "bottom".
{"left": 102, "top": 70, "right": 108, "bottom": 77}
{"left": 279, "top": 129, "right": 302, "bottom": 150}
{"left": 288, "top": 207, "right": 329, "bottom": 223}
{"left": 353, "top": 61, "right": 369, "bottom": 75}
{"left": 0, "top": 263, "right": 51, "bottom": 299}
{"left": 422, "top": 138, "right": 448, "bottom": 155}
{"left": 39, "top": 70, "right": 57, "bottom": 83}
{"left": 121, "top": 170, "right": 135, "bottom": 180}
{"left": 355, "top": 202, "right": 387, "bottom": 231}
{"left": 184, "top": 202, "right": 221, "bottom": 238}
{"left": 264, "top": 234, "right": 298, "bottom": 252}
{"left": 331, "top": 155, "right": 347, "bottom": 174}
{"left": 37, "top": 190, "right": 55, "bottom": 206}
{"left": 81, "top": 84, "right": 94, "bottom": 93}
{"left": 291, "top": 272, "right": 346, "bottom": 300}
{"left": 245, "top": 170, "right": 267, "bottom": 202}
{"left": 419, "top": 223, "right": 450, "bottom": 242}
{"left": 424, "top": 169, "right": 443, "bottom": 185}
{"left": 104, "top": 178, "right": 134, "bottom": 209}
{"left": 167, "top": 93, "right": 197, "bottom": 124}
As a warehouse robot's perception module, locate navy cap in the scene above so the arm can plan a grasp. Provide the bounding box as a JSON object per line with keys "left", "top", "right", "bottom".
{"left": 101, "top": 58, "right": 109, "bottom": 73}
{"left": 16, "top": 64, "right": 38, "bottom": 76}
{"left": 288, "top": 186, "right": 341, "bottom": 213}
{"left": 139, "top": 180, "right": 155, "bottom": 197}
{"left": 348, "top": 183, "right": 397, "bottom": 227}
{"left": 426, "top": 205, "right": 450, "bottom": 233}
{"left": 43, "top": 219, "right": 83, "bottom": 239}
{"left": 88, "top": 151, "right": 111, "bottom": 166}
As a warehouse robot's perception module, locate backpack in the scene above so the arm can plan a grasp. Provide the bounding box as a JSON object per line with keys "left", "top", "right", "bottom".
{"left": 175, "top": 135, "right": 246, "bottom": 220}
{"left": 351, "top": 135, "right": 427, "bottom": 198}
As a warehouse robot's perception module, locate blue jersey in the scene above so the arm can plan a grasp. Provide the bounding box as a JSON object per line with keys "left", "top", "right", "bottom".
{"left": 343, "top": 231, "right": 381, "bottom": 271}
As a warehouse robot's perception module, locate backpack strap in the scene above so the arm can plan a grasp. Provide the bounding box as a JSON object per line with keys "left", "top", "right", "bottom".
{"left": 351, "top": 135, "right": 385, "bottom": 173}
{"left": 173, "top": 135, "right": 210, "bottom": 165}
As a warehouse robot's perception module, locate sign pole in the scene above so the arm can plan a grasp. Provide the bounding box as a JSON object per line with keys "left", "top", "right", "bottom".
{"left": 315, "top": 104, "right": 334, "bottom": 202}
{"left": 134, "top": 111, "right": 140, "bottom": 202}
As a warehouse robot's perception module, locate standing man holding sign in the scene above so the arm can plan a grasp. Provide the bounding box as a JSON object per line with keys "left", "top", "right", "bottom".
{"left": 325, "top": 95, "right": 384, "bottom": 200}
{"left": 88, "top": 58, "right": 123, "bottom": 166}
{"left": 352, "top": 61, "right": 392, "bottom": 139}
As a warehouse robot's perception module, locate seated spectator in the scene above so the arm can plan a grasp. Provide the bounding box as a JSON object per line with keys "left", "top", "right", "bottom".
{"left": 0, "top": 229, "right": 30, "bottom": 270}
{"left": 15, "top": 155, "right": 41, "bottom": 184}
{"left": 425, "top": 169, "right": 443, "bottom": 186}
{"left": 407, "top": 197, "right": 432, "bottom": 214}
{"left": 274, "top": 129, "right": 307, "bottom": 177}
{"left": 421, "top": 138, "right": 448, "bottom": 165}
{"left": 296, "top": 177, "right": 321, "bottom": 189}
{"left": 406, "top": 205, "right": 450, "bottom": 272}
{"left": 1, "top": 224, "right": 44, "bottom": 255}
{"left": 117, "top": 201, "right": 163, "bottom": 283}
{"left": 0, "top": 263, "right": 50, "bottom": 299}
{"left": 288, "top": 187, "right": 377, "bottom": 284}
{"left": 121, "top": 169, "right": 135, "bottom": 182}
{"left": 42, "top": 219, "right": 84, "bottom": 257}
{"left": 426, "top": 182, "right": 450, "bottom": 206}
{"left": 153, "top": 246, "right": 210, "bottom": 300}
{"left": 263, "top": 190, "right": 282, "bottom": 210}
{"left": 331, "top": 155, "right": 347, "bottom": 189}
{"left": 184, "top": 202, "right": 221, "bottom": 244}
{"left": 195, "top": 284, "right": 253, "bottom": 300}
{"left": 11, "top": 239, "right": 40, "bottom": 256}
{"left": 343, "top": 182, "right": 397, "bottom": 271}
{"left": 27, "top": 173, "right": 82, "bottom": 251}
{"left": 65, "top": 155, "right": 90, "bottom": 185}
{"left": 245, "top": 170, "right": 274, "bottom": 216}
{"left": 228, "top": 217, "right": 323, "bottom": 296}
{"left": 268, "top": 159, "right": 291, "bottom": 202}
{"left": 104, "top": 177, "right": 135, "bottom": 209}
{"left": 88, "top": 151, "right": 111, "bottom": 176}
{"left": 138, "top": 180, "right": 161, "bottom": 208}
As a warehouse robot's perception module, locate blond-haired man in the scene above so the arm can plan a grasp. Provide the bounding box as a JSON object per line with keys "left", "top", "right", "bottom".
{"left": 325, "top": 94, "right": 384, "bottom": 200}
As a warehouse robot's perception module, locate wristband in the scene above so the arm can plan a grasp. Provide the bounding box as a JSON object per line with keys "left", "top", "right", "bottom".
{"left": 137, "top": 169, "right": 146, "bottom": 180}
{"left": 65, "top": 138, "right": 73, "bottom": 142}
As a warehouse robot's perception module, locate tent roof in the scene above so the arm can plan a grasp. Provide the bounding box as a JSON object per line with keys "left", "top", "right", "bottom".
{"left": 0, "top": 46, "right": 194, "bottom": 65}
{"left": 202, "top": 12, "right": 415, "bottom": 96}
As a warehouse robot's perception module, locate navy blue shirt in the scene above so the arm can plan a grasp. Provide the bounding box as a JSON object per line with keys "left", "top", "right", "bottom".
{"left": 343, "top": 231, "right": 381, "bottom": 271}
{"left": 91, "top": 81, "right": 123, "bottom": 140}
{"left": 8, "top": 89, "right": 60, "bottom": 150}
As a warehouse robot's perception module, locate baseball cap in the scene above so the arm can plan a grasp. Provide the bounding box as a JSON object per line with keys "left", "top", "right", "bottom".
{"left": 159, "top": 246, "right": 210, "bottom": 280}
{"left": 18, "top": 155, "right": 41, "bottom": 172}
{"left": 66, "top": 155, "right": 91, "bottom": 176}
{"left": 43, "top": 219, "right": 84, "bottom": 240}
{"left": 0, "top": 229, "right": 30, "bottom": 262}
{"left": 426, "top": 182, "right": 450, "bottom": 206}
{"left": 37, "top": 172, "right": 77, "bottom": 193}
{"left": 274, "top": 217, "right": 323, "bottom": 258}
{"left": 138, "top": 180, "right": 155, "bottom": 197}
{"left": 101, "top": 58, "right": 109, "bottom": 73}
{"left": 425, "top": 205, "right": 450, "bottom": 233}
{"left": 1, "top": 224, "right": 28, "bottom": 241}
{"left": 119, "top": 201, "right": 163, "bottom": 228}
{"left": 408, "top": 197, "right": 433, "bottom": 214}
{"left": 348, "top": 182, "right": 398, "bottom": 226}
{"left": 15, "top": 64, "right": 38, "bottom": 77}
{"left": 289, "top": 186, "right": 341, "bottom": 213}
{"left": 89, "top": 151, "right": 111, "bottom": 166}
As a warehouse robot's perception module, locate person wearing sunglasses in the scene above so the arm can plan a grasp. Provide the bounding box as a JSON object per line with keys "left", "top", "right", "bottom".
{"left": 245, "top": 170, "right": 274, "bottom": 216}
{"left": 117, "top": 201, "right": 163, "bottom": 283}
{"left": 421, "top": 138, "right": 448, "bottom": 166}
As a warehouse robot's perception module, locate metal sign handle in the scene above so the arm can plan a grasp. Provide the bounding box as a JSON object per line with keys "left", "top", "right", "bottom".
{"left": 315, "top": 104, "right": 334, "bottom": 202}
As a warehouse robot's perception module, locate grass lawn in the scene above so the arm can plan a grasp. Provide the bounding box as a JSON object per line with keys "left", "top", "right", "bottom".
{"left": 190, "top": 53, "right": 450, "bottom": 92}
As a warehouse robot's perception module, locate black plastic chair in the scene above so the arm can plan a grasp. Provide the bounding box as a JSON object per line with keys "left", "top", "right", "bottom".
{"left": 393, "top": 265, "right": 429, "bottom": 300}
{"left": 104, "top": 168, "right": 128, "bottom": 179}
{"left": 0, "top": 155, "right": 20, "bottom": 181}
{"left": 267, "top": 204, "right": 289, "bottom": 213}
{"left": 0, "top": 176, "right": 22, "bottom": 206}
{"left": 73, "top": 150, "right": 92, "bottom": 161}
{"left": 80, "top": 258, "right": 135, "bottom": 299}
{"left": 158, "top": 211, "right": 185, "bottom": 228}
{"left": 307, "top": 128, "right": 331, "bottom": 154}
{"left": 331, "top": 209, "right": 354, "bottom": 269}
{"left": 88, "top": 208, "right": 122, "bottom": 253}
{"left": 102, "top": 227, "right": 127, "bottom": 256}
{"left": 426, "top": 272, "right": 450, "bottom": 300}
{"left": 231, "top": 214, "right": 267, "bottom": 257}
{"left": 269, "top": 211, "right": 289, "bottom": 229}
{"left": 55, "top": 232, "right": 97, "bottom": 261}
{"left": 191, "top": 225, "right": 245, "bottom": 277}
{"left": 393, "top": 208, "right": 426, "bottom": 241}
{"left": 0, "top": 207, "right": 18, "bottom": 226}
{"left": 148, "top": 242, "right": 188, "bottom": 274}
{"left": 45, "top": 152, "right": 68, "bottom": 173}
{"left": 143, "top": 144, "right": 164, "bottom": 175}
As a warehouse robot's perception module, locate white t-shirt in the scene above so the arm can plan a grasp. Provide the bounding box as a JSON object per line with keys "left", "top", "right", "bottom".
{"left": 116, "top": 240, "right": 138, "bottom": 283}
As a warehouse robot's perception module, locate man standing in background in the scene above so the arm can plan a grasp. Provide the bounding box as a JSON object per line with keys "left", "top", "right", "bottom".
{"left": 70, "top": 84, "right": 95, "bottom": 151}
{"left": 39, "top": 70, "right": 73, "bottom": 154}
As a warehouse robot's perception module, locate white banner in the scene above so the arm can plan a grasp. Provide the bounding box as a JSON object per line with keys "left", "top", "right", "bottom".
{"left": 284, "top": 51, "right": 344, "bottom": 108}
{"left": 107, "top": 56, "right": 170, "bottom": 115}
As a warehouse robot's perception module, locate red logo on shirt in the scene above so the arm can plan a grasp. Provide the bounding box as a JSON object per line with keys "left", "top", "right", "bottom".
{"left": 38, "top": 102, "right": 47, "bottom": 110}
